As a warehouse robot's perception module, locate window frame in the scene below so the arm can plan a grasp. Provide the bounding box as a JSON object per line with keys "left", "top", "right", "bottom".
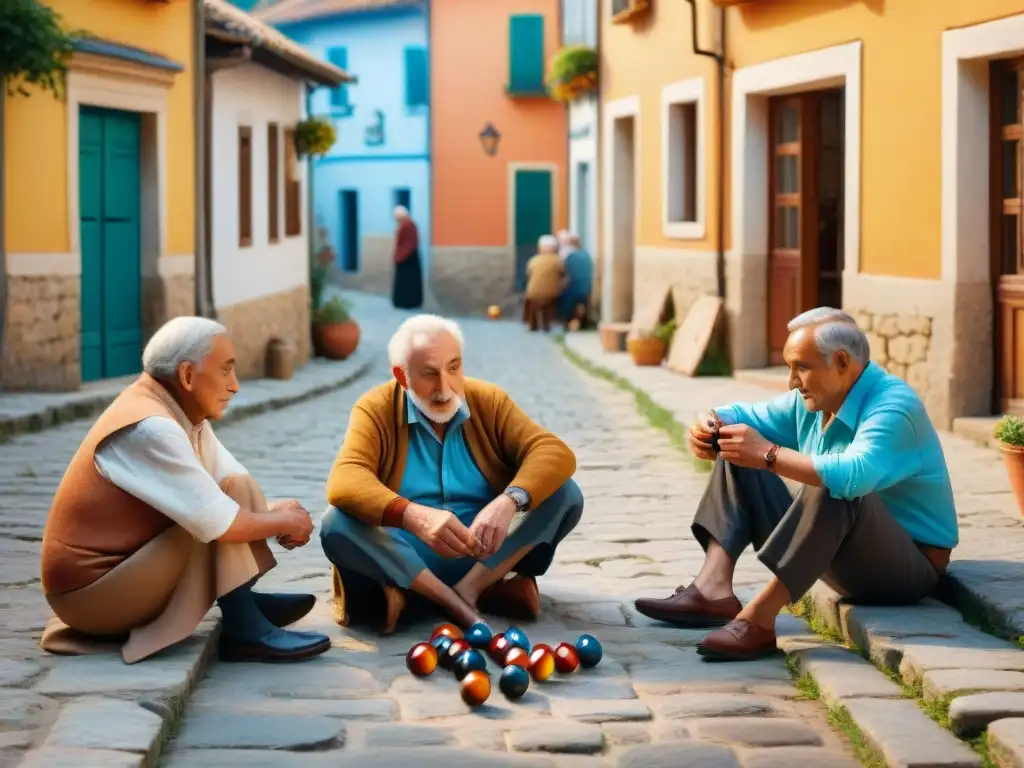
{"left": 661, "top": 77, "right": 706, "bottom": 240}
{"left": 267, "top": 122, "right": 280, "bottom": 244}
{"left": 238, "top": 125, "right": 253, "bottom": 248}
{"left": 284, "top": 127, "right": 302, "bottom": 237}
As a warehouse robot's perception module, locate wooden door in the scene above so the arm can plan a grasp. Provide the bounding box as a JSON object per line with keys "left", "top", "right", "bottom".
{"left": 767, "top": 95, "right": 820, "bottom": 364}
{"left": 513, "top": 169, "right": 553, "bottom": 291}
{"left": 992, "top": 60, "right": 1024, "bottom": 414}
{"left": 79, "top": 106, "right": 142, "bottom": 382}
{"left": 339, "top": 189, "right": 359, "bottom": 272}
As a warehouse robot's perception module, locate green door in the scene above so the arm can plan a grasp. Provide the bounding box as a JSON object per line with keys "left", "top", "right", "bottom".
{"left": 80, "top": 106, "right": 143, "bottom": 382}
{"left": 513, "top": 169, "right": 553, "bottom": 290}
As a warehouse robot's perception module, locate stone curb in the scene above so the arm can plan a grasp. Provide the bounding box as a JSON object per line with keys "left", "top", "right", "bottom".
{"left": 0, "top": 356, "right": 373, "bottom": 445}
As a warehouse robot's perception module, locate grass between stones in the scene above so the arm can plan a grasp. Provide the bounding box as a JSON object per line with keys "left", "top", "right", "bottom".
{"left": 557, "top": 338, "right": 713, "bottom": 474}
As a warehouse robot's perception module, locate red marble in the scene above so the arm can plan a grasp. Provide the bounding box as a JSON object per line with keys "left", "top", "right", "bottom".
{"left": 504, "top": 647, "right": 530, "bottom": 669}
{"left": 405, "top": 642, "right": 438, "bottom": 677}
{"left": 554, "top": 643, "right": 580, "bottom": 674}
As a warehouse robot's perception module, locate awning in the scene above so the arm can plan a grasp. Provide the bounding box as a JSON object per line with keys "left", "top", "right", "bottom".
{"left": 72, "top": 37, "right": 185, "bottom": 72}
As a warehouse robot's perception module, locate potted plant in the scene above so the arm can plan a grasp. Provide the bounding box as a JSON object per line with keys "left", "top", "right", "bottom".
{"left": 995, "top": 415, "right": 1024, "bottom": 515}
{"left": 294, "top": 116, "right": 337, "bottom": 158}
{"left": 547, "top": 46, "right": 598, "bottom": 104}
{"left": 628, "top": 318, "right": 676, "bottom": 367}
{"left": 312, "top": 295, "right": 359, "bottom": 360}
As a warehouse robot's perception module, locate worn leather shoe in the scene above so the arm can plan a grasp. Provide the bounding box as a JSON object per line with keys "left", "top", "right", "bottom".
{"left": 478, "top": 575, "right": 540, "bottom": 621}
{"left": 697, "top": 619, "right": 778, "bottom": 661}
{"left": 219, "top": 627, "right": 332, "bottom": 663}
{"left": 634, "top": 584, "right": 742, "bottom": 627}
{"left": 252, "top": 592, "right": 316, "bottom": 628}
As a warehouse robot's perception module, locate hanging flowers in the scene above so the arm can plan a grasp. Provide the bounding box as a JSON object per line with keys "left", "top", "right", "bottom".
{"left": 294, "top": 116, "right": 336, "bottom": 157}
{"left": 547, "top": 45, "right": 598, "bottom": 104}
{"left": 0, "top": 0, "right": 75, "bottom": 99}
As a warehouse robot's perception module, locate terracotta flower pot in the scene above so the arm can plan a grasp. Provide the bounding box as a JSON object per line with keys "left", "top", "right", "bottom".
{"left": 1000, "top": 442, "right": 1024, "bottom": 516}
{"left": 314, "top": 321, "right": 360, "bottom": 360}
{"left": 628, "top": 336, "right": 666, "bottom": 366}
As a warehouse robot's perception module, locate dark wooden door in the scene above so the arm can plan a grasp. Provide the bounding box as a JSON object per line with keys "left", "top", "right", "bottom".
{"left": 767, "top": 95, "right": 820, "bottom": 364}
{"left": 992, "top": 60, "right": 1024, "bottom": 414}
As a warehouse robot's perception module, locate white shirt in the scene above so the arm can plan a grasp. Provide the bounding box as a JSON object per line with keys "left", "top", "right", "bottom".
{"left": 94, "top": 417, "right": 246, "bottom": 543}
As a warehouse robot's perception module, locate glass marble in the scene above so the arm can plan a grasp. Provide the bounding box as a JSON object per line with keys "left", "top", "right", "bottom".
{"left": 554, "top": 643, "right": 580, "bottom": 674}
{"left": 453, "top": 649, "right": 488, "bottom": 681}
{"left": 405, "top": 642, "right": 438, "bottom": 677}
{"left": 574, "top": 634, "right": 603, "bottom": 668}
{"left": 499, "top": 664, "right": 531, "bottom": 700}
{"left": 460, "top": 669, "right": 491, "bottom": 706}
{"left": 528, "top": 647, "right": 555, "bottom": 682}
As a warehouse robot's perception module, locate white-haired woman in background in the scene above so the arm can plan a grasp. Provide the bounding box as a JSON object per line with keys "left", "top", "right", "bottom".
{"left": 392, "top": 205, "right": 423, "bottom": 310}
{"left": 522, "top": 234, "right": 565, "bottom": 332}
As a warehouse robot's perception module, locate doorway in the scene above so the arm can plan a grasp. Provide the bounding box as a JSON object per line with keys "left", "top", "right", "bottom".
{"left": 79, "top": 106, "right": 143, "bottom": 382}
{"left": 339, "top": 189, "right": 359, "bottom": 272}
{"left": 393, "top": 187, "right": 411, "bottom": 215}
{"left": 576, "top": 161, "right": 591, "bottom": 253}
{"left": 513, "top": 168, "right": 553, "bottom": 291}
{"left": 991, "top": 59, "right": 1024, "bottom": 415}
{"left": 608, "top": 115, "right": 636, "bottom": 323}
{"left": 766, "top": 88, "right": 846, "bottom": 364}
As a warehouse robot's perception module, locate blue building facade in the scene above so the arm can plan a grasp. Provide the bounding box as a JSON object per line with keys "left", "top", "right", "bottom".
{"left": 267, "top": 1, "right": 431, "bottom": 291}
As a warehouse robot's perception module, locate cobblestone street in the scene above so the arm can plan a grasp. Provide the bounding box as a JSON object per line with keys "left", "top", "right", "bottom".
{"left": 0, "top": 299, "right": 859, "bottom": 767}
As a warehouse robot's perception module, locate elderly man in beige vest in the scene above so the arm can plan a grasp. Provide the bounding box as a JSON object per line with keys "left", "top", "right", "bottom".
{"left": 39, "top": 317, "right": 330, "bottom": 664}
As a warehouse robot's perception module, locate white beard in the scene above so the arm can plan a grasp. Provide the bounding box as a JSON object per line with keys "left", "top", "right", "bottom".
{"left": 407, "top": 389, "right": 463, "bottom": 425}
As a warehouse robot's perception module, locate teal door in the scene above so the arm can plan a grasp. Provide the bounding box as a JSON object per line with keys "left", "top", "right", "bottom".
{"left": 79, "top": 106, "right": 143, "bottom": 382}
{"left": 513, "top": 169, "right": 553, "bottom": 290}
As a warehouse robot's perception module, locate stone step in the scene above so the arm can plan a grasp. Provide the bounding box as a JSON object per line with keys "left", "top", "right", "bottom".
{"left": 988, "top": 718, "right": 1024, "bottom": 767}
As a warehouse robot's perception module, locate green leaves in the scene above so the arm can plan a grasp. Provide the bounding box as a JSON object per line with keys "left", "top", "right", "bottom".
{"left": 0, "top": 0, "right": 74, "bottom": 98}
{"left": 995, "top": 415, "right": 1024, "bottom": 447}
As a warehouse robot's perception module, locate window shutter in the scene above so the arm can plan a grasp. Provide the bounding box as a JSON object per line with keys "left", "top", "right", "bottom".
{"left": 404, "top": 47, "right": 429, "bottom": 107}
{"left": 238, "top": 126, "right": 252, "bottom": 247}
{"left": 508, "top": 15, "right": 544, "bottom": 94}
{"left": 328, "top": 47, "right": 349, "bottom": 109}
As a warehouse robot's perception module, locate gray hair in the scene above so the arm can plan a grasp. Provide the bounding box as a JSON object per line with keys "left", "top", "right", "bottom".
{"left": 538, "top": 234, "right": 558, "bottom": 252}
{"left": 142, "top": 316, "right": 229, "bottom": 379}
{"left": 787, "top": 307, "right": 870, "bottom": 366}
{"left": 394, "top": 205, "right": 409, "bottom": 219}
{"left": 387, "top": 314, "right": 464, "bottom": 369}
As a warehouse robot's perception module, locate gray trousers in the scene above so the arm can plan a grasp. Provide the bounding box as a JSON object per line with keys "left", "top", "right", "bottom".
{"left": 692, "top": 459, "right": 939, "bottom": 604}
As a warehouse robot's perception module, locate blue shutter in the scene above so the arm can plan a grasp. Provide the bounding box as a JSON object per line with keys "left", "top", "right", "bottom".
{"left": 508, "top": 15, "right": 545, "bottom": 94}
{"left": 328, "top": 47, "right": 352, "bottom": 115}
{"left": 404, "top": 47, "right": 429, "bottom": 107}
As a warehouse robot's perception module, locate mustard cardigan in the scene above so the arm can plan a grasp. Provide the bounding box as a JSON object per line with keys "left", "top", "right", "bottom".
{"left": 326, "top": 378, "right": 577, "bottom": 526}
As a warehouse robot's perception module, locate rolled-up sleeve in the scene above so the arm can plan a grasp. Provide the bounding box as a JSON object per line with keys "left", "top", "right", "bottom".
{"left": 715, "top": 390, "right": 801, "bottom": 450}
{"left": 812, "top": 409, "right": 922, "bottom": 500}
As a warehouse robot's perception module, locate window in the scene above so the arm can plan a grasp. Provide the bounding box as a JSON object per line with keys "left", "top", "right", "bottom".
{"left": 508, "top": 15, "right": 545, "bottom": 95}
{"left": 610, "top": 0, "right": 650, "bottom": 25}
{"left": 327, "top": 47, "right": 353, "bottom": 117}
{"left": 393, "top": 188, "right": 411, "bottom": 213}
{"left": 284, "top": 128, "right": 302, "bottom": 237}
{"left": 268, "top": 123, "right": 280, "bottom": 243}
{"left": 562, "top": 0, "right": 593, "bottom": 46}
{"left": 238, "top": 126, "right": 252, "bottom": 247}
{"left": 404, "top": 46, "right": 429, "bottom": 108}
{"left": 662, "top": 78, "right": 704, "bottom": 239}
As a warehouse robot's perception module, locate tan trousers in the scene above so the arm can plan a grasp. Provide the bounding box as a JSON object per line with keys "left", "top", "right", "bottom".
{"left": 40, "top": 474, "right": 277, "bottom": 664}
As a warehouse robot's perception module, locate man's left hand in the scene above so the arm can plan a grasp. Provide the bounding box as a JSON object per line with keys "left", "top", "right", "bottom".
{"left": 717, "top": 424, "right": 774, "bottom": 468}
{"left": 269, "top": 499, "right": 312, "bottom": 549}
{"left": 469, "top": 494, "right": 517, "bottom": 558}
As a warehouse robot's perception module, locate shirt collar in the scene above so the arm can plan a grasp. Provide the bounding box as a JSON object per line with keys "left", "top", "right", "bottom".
{"left": 833, "top": 361, "right": 884, "bottom": 430}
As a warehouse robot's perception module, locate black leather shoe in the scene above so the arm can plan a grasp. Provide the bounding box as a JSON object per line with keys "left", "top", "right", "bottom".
{"left": 219, "top": 628, "right": 331, "bottom": 663}
{"left": 252, "top": 592, "right": 317, "bottom": 628}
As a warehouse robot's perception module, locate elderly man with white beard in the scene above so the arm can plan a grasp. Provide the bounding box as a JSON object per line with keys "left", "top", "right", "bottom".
{"left": 320, "top": 314, "right": 584, "bottom": 634}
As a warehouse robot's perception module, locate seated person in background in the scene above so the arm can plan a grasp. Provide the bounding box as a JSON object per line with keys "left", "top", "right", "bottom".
{"left": 320, "top": 314, "right": 584, "bottom": 634}
{"left": 40, "top": 317, "right": 329, "bottom": 664}
{"left": 633, "top": 308, "right": 957, "bottom": 661}
{"left": 556, "top": 231, "right": 594, "bottom": 331}
{"left": 522, "top": 235, "right": 565, "bottom": 332}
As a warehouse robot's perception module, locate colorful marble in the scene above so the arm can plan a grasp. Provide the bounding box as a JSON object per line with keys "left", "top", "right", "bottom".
{"left": 488, "top": 633, "right": 510, "bottom": 664}
{"left": 574, "top": 634, "right": 603, "bottom": 668}
{"left": 528, "top": 646, "right": 555, "bottom": 682}
{"left": 504, "top": 646, "right": 530, "bottom": 669}
{"left": 405, "top": 642, "right": 438, "bottom": 677}
{"left": 453, "top": 649, "right": 488, "bottom": 681}
{"left": 441, "top": 638, "right": 470, "bottom": 670}
{"left": 465, "top": 622, "right": 493, "bottom": 649}
{"left": 460, "top": 669, "right": 491, "bottom": 706}
{"left": 554, "top": 643, "right": 580, "bottom": 674}
{"left": 430, "top": 635, "right": 454, "bottom": 660}
{"left": 430, "top": 623, "right": 463, "bottom": 642}
{"left": 504, "top": 627, "right": 531, "bottom": 653}
{"left": 499, "top": 664, "right": 530, "bottom": 700}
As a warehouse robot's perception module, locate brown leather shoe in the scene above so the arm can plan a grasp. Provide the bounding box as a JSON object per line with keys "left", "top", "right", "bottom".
{"left": 478, "top": 575, "right": 540, "bottom": 621}
{"left": 633, "top": 584, "right": 742, "bottom": 628}
{"left": 697, "top": 619, "right": 778, "bottom": 661}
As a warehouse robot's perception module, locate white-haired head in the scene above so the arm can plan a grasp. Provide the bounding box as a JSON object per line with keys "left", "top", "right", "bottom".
{"left": 787, "top": 307, "right": 870, "bottom": 366}
{"left": 557, "top": 229, "right": 572, "bottom": 244}
{"left": 142, "top": 316, "right": 228, "bottom": 380}
{"left": 387, "top": 314, "right": 464, "bottom": 370}
{"left": 394, "top": 205, "right": 409, "bottom": 220}
{"left": 538, "top": 234, "right": 558, "bottom": 254}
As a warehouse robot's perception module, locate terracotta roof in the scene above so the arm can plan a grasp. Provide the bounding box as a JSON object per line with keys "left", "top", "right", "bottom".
{"left": 255, "top": 0, "right": 423, "bottom": 25}
{"left": 204, "top": 0, "right": 352, "bottom": 85}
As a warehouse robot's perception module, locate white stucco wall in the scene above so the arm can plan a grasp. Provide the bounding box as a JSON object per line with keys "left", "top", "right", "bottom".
{"left": 210, "top": 62, "right": 309, "bottom": 310}
{"left": 569, "top": 96, "right": 598, "bottom": 256}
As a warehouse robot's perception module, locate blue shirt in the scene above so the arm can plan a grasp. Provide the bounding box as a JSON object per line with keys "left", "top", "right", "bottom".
{"left": 715, "top": 362, "right": 958, "bottom": 549}
{"left": 563, "top": 250, "right": 594, "bottom": 300}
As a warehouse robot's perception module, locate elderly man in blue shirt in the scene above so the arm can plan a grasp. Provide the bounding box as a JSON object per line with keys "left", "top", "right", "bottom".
{"left": 634, "top": 307, "right": 957, "bottom": 661}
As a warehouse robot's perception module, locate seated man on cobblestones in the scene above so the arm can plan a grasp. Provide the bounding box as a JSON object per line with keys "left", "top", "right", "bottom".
{"left": 39, "top": 317, "right": 331, "bottom": 664}
{"left": 634, "top": 307, "right": 958, "bottom": 661}
{"left": 321, "top": 314, "right": 584, "bottom": 634}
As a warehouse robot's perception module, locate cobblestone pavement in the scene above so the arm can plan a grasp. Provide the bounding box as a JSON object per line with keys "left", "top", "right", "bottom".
{"left": 0, "top": 299, "right": 860, "bottom": 767}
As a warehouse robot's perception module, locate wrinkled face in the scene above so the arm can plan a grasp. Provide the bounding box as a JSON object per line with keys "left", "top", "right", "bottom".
{"left": 783, "top": 326, "right": 850, "bottom": 414}
{"left": 394, "top": 331, "right": 465, "bottom": 424}
{"left": 178, "top": 334, "right": 240, "bottom": 421}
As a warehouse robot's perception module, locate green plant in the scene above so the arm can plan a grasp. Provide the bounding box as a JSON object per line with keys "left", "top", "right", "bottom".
{"left": 0, "top": 0, "right": 75, "bottom": 98}
{"left": 652, "top": 318, "right": 677, "bottom": 346}
{"left": 309, "top": 263, "right": 328, "bottom": 311}
{"left": 313, "top": 296, "right": 352, "bottom": 325}
{"left": 995, "top": 415, "right": 1024, "bottom": 447}
{"left": 547, "top": 45, "right": 598, "bottom": 103}
{"left": 294, "top": 116, "right": 336, "bottom": 157}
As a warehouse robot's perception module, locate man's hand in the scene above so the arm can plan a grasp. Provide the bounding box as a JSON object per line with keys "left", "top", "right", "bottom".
{"left": 689, "top": 416, "right": 719, "bottom": 461}
{"left": 404, "top": 504, "right": 479, "bottom": 558}
{"left": 468, "top": 494, "right": 517, "bottom": 559}
{"left": 717, "top": 424, "right": 775, "bottom": 468}
{"left": 270, "top": 499, "right": 313, "bottom": 547}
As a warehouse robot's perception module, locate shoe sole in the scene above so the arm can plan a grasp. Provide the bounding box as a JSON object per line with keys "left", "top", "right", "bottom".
{"left": 634, "top": 607, "right": 736, "bottom": 629}
{"left": 696, "top": 644, "right": 779, "bottom": 662}
{"left": 219, "top": 638, "right": 332, "bottom": 664}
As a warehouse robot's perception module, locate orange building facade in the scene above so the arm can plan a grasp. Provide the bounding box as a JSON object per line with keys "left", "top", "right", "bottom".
{"left": 430, "top": 0, "right": 568, "bottom": 315}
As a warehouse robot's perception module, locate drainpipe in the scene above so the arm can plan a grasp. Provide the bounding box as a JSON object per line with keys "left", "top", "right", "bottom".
{"left": 193, "top": 0, "right": 213, "bottom": 317}
{"left": 685, "top": 0, "right": 726, "bottom": 301}
{"left": 0, "top": 84, "right": 6, "bottom": 370}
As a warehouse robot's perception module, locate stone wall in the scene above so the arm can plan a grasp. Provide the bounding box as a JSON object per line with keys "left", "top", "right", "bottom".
{"left": 143, "top": 274, "right": 195, "bottom": 342}
{"left": 852, "top": 309, "right": 934, "bottom": 399}
{"left": 431, "top": 246, "right": 517, "bottom": 317}
{"left": 633, "top": 247, "right": 718, "bottom": 324}
{"left": 216, "top": 284, "right": 311, "bottom": 380}
{"left": 0, "top": 276, "right": 80, "bottom": 391}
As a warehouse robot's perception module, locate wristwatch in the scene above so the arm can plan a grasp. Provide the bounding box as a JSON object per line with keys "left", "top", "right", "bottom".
{"left": 503, "top": 486, "right": 531, "bottom": 512}
{"left": 765, "top": 443, "right": 780, "bottom": 471}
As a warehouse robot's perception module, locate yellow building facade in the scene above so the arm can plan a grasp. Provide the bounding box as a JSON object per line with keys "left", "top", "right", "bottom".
{"left": 2, "top": 0, "right": 196, "bottom": 390}
{"left": 599, "top": 0, "right": 1024, "bottom": 427}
